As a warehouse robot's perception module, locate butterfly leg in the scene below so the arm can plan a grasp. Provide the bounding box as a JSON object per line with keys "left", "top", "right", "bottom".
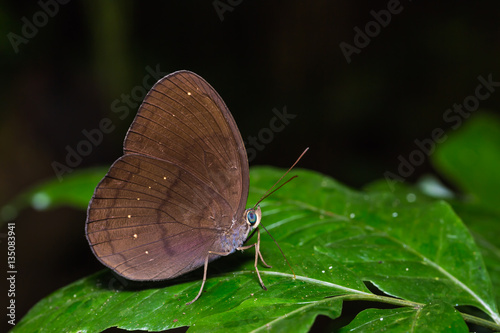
{"left": 186, "top": 250, "right": 232, "bottom": 305}
{"left": 237, "top": 228, "right": 270, "bottom": 290}
{"left": 254, "top": 227, "right": 271, "bottom": 268}
{"left": 239, "top": 228, "right": 271, "bottom": 267}
{"left": 257, "top": 241, "right": 272, "bottom": 269}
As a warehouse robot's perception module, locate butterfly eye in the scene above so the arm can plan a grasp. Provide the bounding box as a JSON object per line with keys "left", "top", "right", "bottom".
{"left": 247, "top": 210, "right": 257, "bottom": 225}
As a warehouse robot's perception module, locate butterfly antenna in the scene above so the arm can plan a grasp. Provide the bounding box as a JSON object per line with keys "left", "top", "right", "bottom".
{"left": 253, "top": 147, "right": 309, "bottom": 208}
{"left": 260, "top": 223, "right": 296, "bottom": 279}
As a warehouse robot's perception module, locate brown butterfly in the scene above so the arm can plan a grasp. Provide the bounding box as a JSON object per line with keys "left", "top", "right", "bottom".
{"left": 86, "top": 71, "right": 303, "bottom": 304}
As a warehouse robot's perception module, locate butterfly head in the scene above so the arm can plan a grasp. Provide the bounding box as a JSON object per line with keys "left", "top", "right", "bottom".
{"left": 244, "top": 206, "right": 262, "bottom": 229}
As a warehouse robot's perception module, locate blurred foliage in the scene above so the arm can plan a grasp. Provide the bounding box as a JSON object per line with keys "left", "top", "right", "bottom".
{"left": 0, "top": 167, "right": 107, "bottom": 223}
{"left": 433, "top": 113, "right": 500, "bottom": 213}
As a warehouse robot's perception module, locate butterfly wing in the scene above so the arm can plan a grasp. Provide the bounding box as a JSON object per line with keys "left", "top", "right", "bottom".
{"left": 86, "top": 71, "right": 249, "bottom": 280}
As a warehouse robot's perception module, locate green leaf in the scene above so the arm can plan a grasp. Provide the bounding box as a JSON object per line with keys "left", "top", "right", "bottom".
{"left": 0, "top": 167, "right": 107, "bottom": 223}
{"left": 15, "top": 167, "right": 500, "bottom": 332}
{"left": 251, "top": 168, "right": 498, "bottom": 322}
{"left": 366, "top": 177, "right": 500, "bottom": 311}
{"left": 367, "top": 114, "right": 500, "bottom": 311}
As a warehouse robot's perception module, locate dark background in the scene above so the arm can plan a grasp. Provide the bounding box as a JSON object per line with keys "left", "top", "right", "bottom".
{"left": 1, "top": 1, "right": 500, "bottom": 331}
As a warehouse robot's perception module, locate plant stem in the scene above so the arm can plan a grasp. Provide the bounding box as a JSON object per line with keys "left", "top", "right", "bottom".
{"left": 339, "top": 294, "right": 500, "bottom": 331}
{"left": 461, "top": 313, "right": 500, "bottom": 332}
